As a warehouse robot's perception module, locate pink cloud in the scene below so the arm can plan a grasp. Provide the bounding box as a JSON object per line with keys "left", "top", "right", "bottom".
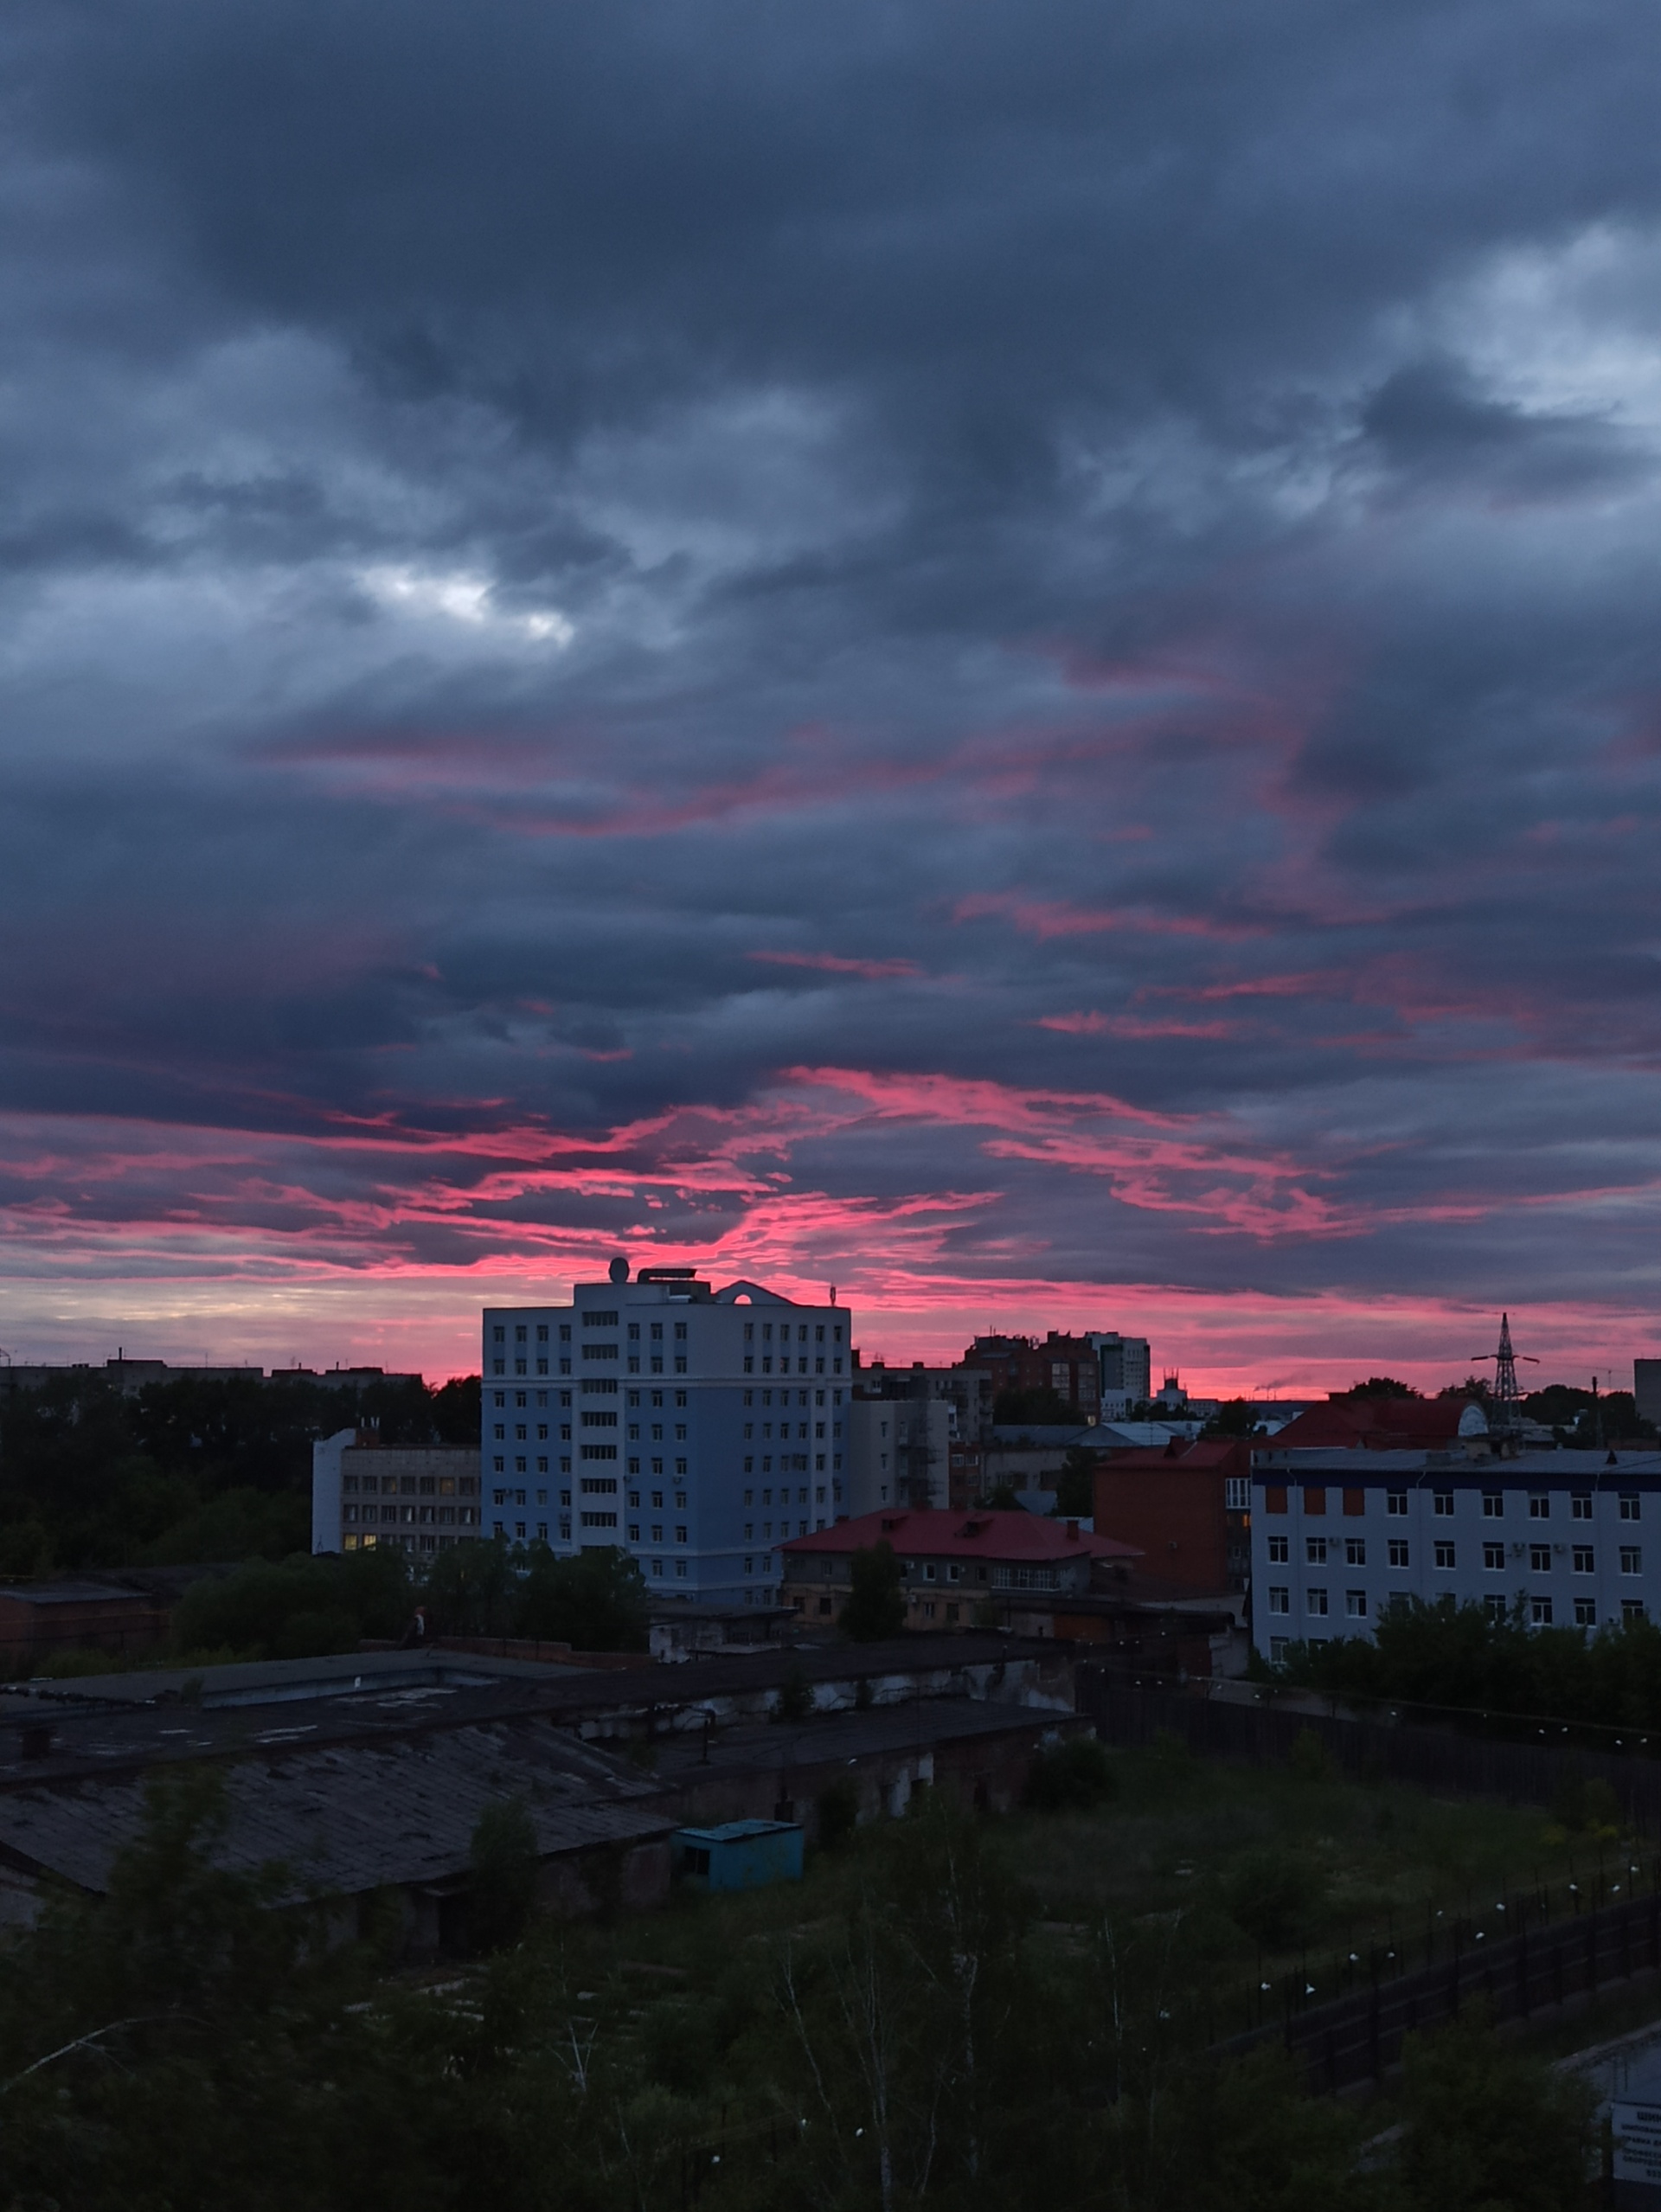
{"left": 953, "top": 891, "right": 1261, "bottom": 942}
{"left": 748, "top": 951, "right": 921, "bottom": 979}
{"left": 1036, "top": 1011, "right": 1236, "bottom": 1038}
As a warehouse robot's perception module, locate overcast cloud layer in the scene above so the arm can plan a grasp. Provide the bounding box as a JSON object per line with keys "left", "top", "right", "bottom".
{"left": 4, "top": 0, "right": 1661, "bottom": 1388}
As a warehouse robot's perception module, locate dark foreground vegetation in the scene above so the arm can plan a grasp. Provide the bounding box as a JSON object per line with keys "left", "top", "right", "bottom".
{"left": 0, "top": 1370, "right": 480, "bottom": 1575}
{"left": 0, "top": 1752, "right": 1606, "bottom": 2212}
{"left": 105, "top": 1537, "right": 651, "bottom": 1668}
{"left": 1273, "top": 1593, "right": 1661, "bottom": 1734}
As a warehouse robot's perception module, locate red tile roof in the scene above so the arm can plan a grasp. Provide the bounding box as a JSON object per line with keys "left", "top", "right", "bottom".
{"left": 779, "top": 1508, "right": 1141, "bottom": 1562}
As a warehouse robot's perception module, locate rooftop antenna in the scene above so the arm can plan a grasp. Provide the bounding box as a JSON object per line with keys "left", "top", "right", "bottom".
{"left": 1468, "top": 1311, "right": 1538, "bottom": 1427}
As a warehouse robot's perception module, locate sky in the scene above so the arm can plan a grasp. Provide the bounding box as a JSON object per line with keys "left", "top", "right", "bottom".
{"left": 4, "top": 0, "right": 1661, "bottom": 1395}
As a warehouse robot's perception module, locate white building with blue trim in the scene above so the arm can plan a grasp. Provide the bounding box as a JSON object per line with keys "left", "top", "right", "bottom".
{"left": 1250, "top": 1443, "right": 1661, "bottom": 1663}
{"left": 481, "top": 1262, "right": 851, "bottom": 1605}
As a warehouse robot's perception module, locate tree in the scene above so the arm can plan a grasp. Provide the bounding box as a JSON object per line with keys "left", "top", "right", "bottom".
{"left": 469, "top": 1797, "right": 542, "bottom": 1951}
{"left": 515, "top": 1543, "right": 649, "bottom": 1651}
{"left": 1203, "top": 1399, "right": 1263, "bottom": 1437}
{"left": 1052, "top": 1446, "right": 1097, "bottom": 1517}
{"left": 1395, "top": 2009, "right": 1595, "bottom": 2211}
{"left": 842, "top": 1539, "right": 907, "bottom": 1640}
{"left": 1339, "top": 1376, "right": 1419, "bottom": 1401}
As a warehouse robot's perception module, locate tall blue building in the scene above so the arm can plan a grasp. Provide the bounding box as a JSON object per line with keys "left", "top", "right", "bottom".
{"left": 1250, "top": 1442, "right": 1661, "bottom": 1662}
{"left": 481, "top": 1262, "right": 852, "bottom": 1604}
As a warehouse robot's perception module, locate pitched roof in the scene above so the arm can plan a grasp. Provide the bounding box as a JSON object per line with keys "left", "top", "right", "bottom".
{"left": 1267, "top": 1397, "right": 1473, "bottom": 1452}
{"left": 779, "top": 1508, "right": 1140, "bottom": 1562}
{"left": 1100, "top": 1437, "right": 1252, "bottom": 1475}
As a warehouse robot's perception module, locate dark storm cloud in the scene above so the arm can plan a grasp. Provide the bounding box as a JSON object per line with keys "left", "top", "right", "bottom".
{"left": 3, "top": 0, "right": 1661, "bottom": 1374}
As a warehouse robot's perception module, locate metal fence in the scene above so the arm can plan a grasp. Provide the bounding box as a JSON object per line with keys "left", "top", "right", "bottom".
{"left": 1217, "top": 1865, "right": 1661, "bottom": 2092}
{"left": 1076, "top": 1672, "right": 1661, "bottom": 1830}
{"left": 1075, "top": 1673, "right": 1661, "bottom": 2088}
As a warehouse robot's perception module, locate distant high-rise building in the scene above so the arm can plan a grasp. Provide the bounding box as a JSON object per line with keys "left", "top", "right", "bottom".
{"left": 1087, "top": 1332, "right": 1151, "bottom": 1407}
{"left": 481, "top": 1264, "right": 851, "bottom": 1606}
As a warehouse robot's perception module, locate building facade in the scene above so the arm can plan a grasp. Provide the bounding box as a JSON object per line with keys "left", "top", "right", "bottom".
{"left": 854, "top": 1360, "right": 993, "bottom": 1510}
{"left": 1087, "top": 1332, "right": 1152, "bottom": 1409}
{"left": 481, "top": 1265, "right": 852, "bottom": 1604}
{"left": 311, "top": 1433, "right": 483, "bottom": 1555}
{"left": 1093, "top": 1438, "right": 1253, "bottom": 1597}
{"left": 1249, "top": 1447, "right": 1661, "bottom": 1663}
{"left": 779, "top": 1506, "right": 1138, "bottom": 1632}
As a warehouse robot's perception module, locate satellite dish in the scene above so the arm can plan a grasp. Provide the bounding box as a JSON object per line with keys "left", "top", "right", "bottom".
{"left": 608, "top": 1255, "right": 629, "bottom": 1285}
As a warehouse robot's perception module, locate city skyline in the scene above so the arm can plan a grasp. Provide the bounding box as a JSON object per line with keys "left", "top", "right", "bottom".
{"left": 5, "top": 5, "right": 1661, "bottom": 1392}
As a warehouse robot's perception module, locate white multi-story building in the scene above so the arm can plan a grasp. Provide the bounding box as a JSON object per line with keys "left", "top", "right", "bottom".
{"left": 1087, "top": 1332, "right": 1151, "bottom": 1407}
{"left": 312, "top": 1433, "right": 483, "bottom": 1555}
{"left": 1250, "top": 1444, "right": 1661, "bottom": 1663}
{"left": 481, "top": 1263, "right": 852, "bottom": 1604}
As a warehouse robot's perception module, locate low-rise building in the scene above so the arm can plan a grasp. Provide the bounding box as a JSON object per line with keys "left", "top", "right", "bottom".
{"left": 311, "top": 1431, "right": 483, "bottom": 1555}
{"left": 779, "top": 1506, "right": 1139, "bottom": 1631}
{"left": 1093, "top": 1437, "right": 1253, "bottom": 1597}
{"left": 1250, "top": 1445, "right": 1661, "bottom": 1664}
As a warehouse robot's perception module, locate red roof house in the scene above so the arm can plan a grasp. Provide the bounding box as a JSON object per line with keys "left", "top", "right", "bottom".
{"left": 779, "top": 1508, "right": 1139, "bottom": 1631}
{"left": 1265, "top": 1397, "right": 1475, "bottom": 1452}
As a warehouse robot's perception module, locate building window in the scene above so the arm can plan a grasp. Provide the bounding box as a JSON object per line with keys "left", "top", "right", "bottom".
{"left": 1482, "top": 1492, "right": 1504, "bottom": 1518}
{"left": 1573, "top": 1546, "right": 1594, "bottom": 1574}
{"left": 1574, "top": 1598, "right": 1597, "bottom": 1625}
{"left": 1267, "top": 1585, "right": 1289, "bottom": 1616}
{"left": 1483, "top": 1542, "right": 1504, "bottom": 1571}
{"left": 1621, "top": 1546, "right": 1642, "bottom": 1575}
{"left": 1264, "top": 1486, "right": 1287, "bottom": 1515}
{"left": 1387, "top": 1491, "right": 1408, "bottom": 1517}
{"left": 1305, "top": 1537, "right": 1327, "bottom": 1565}
{"left": 1530, "top": 1494, "right": 1549, "bottom": 1519}
{"left": 1572, "top": 1493, "right": 1593, "bottom": 1520}
{"left": 1345, "top": 1590, "right": 1367, "bottom": 1619}
{"left": 1622, "top": 1494, "right": 1643, "bottom": 1522}
{"left": 1434, "top": 1541, "right": 1456, "bottom": 1570}
{"left": 1306, "top": 1588, "right": 1327, "bottom": 1616}
{"left": 1485, "top": 1595, "right": 1506, "bottom": 1622}
{"left": 1531, "top": 1596, "right": 1554, "bottom": 1625}
{"left": 1624, "top": 1599, "right": 1647, "bottom": 1623}
{"left": 1267, "top": 1535, "right": 1289, "bottom": 1564}
{"left": 1529, "top": 1544, "right": 1552, "bottom": 1573}
{"left": 1270, "top": 1637, "right": 1288, "bottom": 1663}
{"left": 1388, "top": 1537, "right": 1410, "bottom": 1568}
{"left": 1433, "top": 1491, "right": 1453, "bottom": 1517}
{"left": 1345, "top": 1538, "right": 1365, "bottom": 1567}
{"left": 1225, "top": 1476, "right": 1250, "bottom": 1510}
{"left": 1303, "top": 1488, "right": 1325, "bottom": 1516}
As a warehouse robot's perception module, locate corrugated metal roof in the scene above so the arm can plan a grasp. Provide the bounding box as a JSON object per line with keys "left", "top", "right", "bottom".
{"left": 0, "top": 1722, "right": 675, "bottom": 1898}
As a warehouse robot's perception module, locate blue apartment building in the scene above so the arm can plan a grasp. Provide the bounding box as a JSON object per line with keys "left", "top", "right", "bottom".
{"left": 481, "top": 1262, "right": 851, "bottom": 1604}
{"left": 1251, "top": 1446, "right": 1661, "bottom": 1663}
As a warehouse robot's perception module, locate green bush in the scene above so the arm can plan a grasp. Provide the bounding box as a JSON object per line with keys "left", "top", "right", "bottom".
{"left": 1224, "top": 1847, "right": 1325, "bottom": 1951}
{"left": 818, "top": 1776, "right": 860, "bottom": 1848}
{"left": 773, "top": 1657, "right": 812, "bottom": 1721}
{"left": 1288, "top": 1725, "right": 1333, "bottom": 1782}
{"left": 1024, "top": 1734, "right": 1117, "bottom": 1811}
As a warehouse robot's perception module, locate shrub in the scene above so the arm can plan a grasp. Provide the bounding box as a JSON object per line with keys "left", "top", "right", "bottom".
{"left": 774, "top": 1657, "right": 812, "bottom": 1721}
{"left": 1224, "top": 1848, "right": 1325, "bottom": 1951}
{"left": 818, "top": 1778, "right": 859, "bottom": 1848}
{"left": 1024, "top": 1734, "right": 1117, "bottom": 1811}
{"left": 1288, "top": 1725, "right": 1334, "bottom": 1782}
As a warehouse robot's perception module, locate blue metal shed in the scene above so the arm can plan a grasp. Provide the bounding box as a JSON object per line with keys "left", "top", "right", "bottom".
{"left": 671, "top": 1818, "right": 804, "bottom": 1891}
